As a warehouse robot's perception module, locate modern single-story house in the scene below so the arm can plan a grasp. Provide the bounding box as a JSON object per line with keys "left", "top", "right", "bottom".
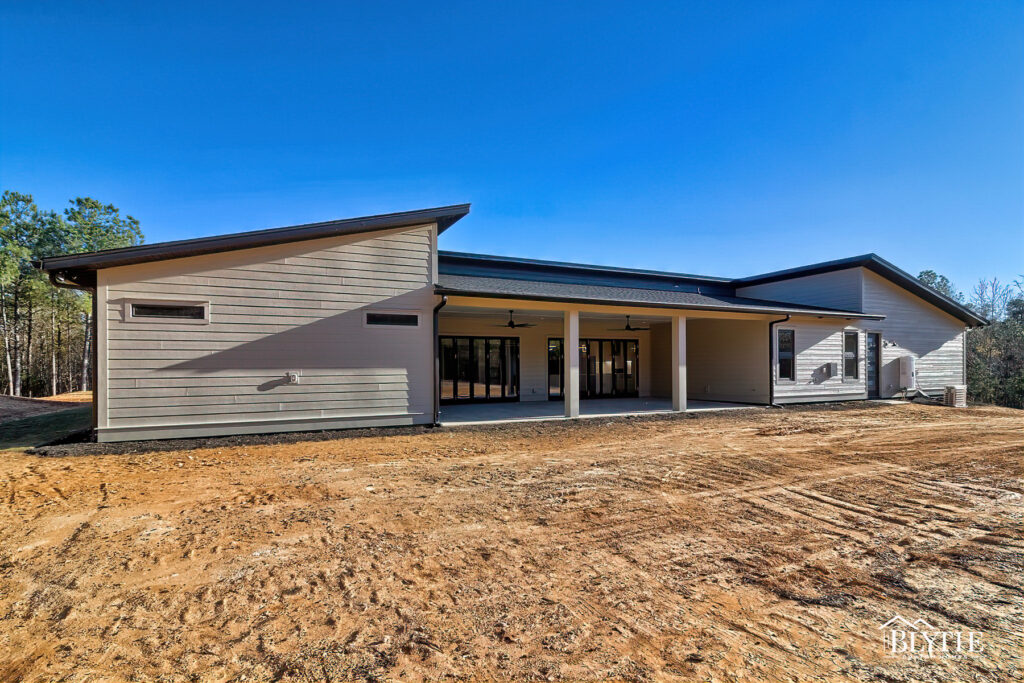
{"left": 37, "top": 204, "right": 987, "bottom": 442}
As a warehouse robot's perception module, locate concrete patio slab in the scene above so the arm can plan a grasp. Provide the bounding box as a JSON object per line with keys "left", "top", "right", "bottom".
{"left": 439, "top": 397, "right": 759, "bottom": 425}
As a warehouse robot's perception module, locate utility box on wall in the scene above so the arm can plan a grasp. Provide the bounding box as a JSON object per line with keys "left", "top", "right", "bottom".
{"left": 899, "top": 355, "right": 916, "bottom": 390}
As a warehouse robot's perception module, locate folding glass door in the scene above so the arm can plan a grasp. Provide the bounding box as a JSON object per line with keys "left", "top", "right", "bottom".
{"left": 547, "top": 338, "right": 639, "bottom": 399}
{"left": 440, "top": 336, "right": 520, "bottom": 403}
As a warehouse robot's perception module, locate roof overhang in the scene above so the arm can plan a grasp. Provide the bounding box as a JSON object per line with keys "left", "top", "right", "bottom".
{"left": 435, "top": 281, "right": 886, "bottom": 321}
{"left": 36, "top": 203, "right": 471, "bottom": 289}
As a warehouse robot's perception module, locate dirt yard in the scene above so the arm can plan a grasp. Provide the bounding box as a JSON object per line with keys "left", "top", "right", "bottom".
{"left": 0, "top": 403, "right": 1021, "bottom": 682}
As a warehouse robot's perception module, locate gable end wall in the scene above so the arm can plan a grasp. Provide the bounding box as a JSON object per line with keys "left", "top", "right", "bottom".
{"left": 746, "top": 267, "right": 966, "bottom": 402}
{"left": 96, "top": 224, "right": 437, "bottom": 441}
{"left": 856, "top": 269, "right": 966, "bottom": 396}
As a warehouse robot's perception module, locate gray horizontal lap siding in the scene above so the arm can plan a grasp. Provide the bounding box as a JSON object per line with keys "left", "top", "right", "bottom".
{"left": 859, "top": 270, "right": 965, "bottom": 396}
{"left": 739, "top": 271, "right": 867, "bottom": 403}
{"left": 736, "top": 268, "right": 864, "bottom": 313}
{"left": 739, "top": 267, "right": 967, "bottom": 402}
{"left": 772, "top": 319, "right": 866, "bottom": 403}
{"left": 99, "top": 226, "right": 435, "bottom": 439}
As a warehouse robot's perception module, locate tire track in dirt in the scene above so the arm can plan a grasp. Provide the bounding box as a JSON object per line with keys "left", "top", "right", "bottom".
{"left": 0, "top": 403, "right": 1020, "bottom": 682}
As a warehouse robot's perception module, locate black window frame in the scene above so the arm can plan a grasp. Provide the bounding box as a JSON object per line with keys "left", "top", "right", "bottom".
{"left": 128, "top": 301, "right": 208, "bottom": 322}
{"left": 777, "top": 328, "right": 795, "bottom": 382}
{"left": 547, "top": 337, "right": 641, "bottom": 399}
{"left": 547, "top": 338, "right": 564, "bottom": 399}
{"left": 439, "top": 335, "right": 520, "bottom": 404}
{"left": 364, "top": 312, "right": 420, "bottom": 327}
{"left": 843, "top": 330, "right": 859, "bottom": 380}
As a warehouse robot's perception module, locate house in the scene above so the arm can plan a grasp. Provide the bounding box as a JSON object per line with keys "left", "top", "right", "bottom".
{"left": 37, "top": 204, "right": 986, "bottom": 442}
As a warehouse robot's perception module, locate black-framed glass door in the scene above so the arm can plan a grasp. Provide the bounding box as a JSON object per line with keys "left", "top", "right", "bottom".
{"left": 440, "top": 336, "right": 520, "bottom": 403}
{"left": 866, "top": 332, "right": 881, "bottom": 398}
{"left": 548, "top": 338, "right": 639, "bottom": 399}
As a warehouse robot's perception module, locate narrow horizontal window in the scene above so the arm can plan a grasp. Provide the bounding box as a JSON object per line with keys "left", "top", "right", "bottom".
{"left": 131, "top": 303, "right": 206, "bottom": 320}
{"left": 365, "top": 312, "right": 419, "bottom": 327}
{"left": 777, "top": 328, "right": 795, "bottom": 382}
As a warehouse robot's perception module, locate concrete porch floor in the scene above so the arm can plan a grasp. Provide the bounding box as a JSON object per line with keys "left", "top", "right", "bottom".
{"left": 439, "top": 397, "right": 759, "bottom": 425}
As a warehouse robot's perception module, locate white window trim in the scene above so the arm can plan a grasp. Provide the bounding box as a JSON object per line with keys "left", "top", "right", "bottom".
{"left": 363, "top": 310, "right": 421, "bottom": 329}
{"left": 123, "top": 298, "right": 211, "bottom": 325}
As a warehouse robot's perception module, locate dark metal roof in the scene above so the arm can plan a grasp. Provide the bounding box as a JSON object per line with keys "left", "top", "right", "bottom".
{"left": 737, "top": 253, "right": 987, "bottom": 326}
{"left": 440, "top": 251, "right": 731, "bottom": 283}
{"left": 439, "top": 251, "right": 734, "bottom": 296}
{"left": 37, "top": 204, "right": 470, "bottom": 275}
{"left": 35, "top": 202, "right": 984, "bottom": 327}
{"left": 436, "top": 273, "right": 886, "bottom": 319}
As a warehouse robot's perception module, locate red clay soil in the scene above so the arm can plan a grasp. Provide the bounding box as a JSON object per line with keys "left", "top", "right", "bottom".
{"left": 0, "top": 403, "right": 1021, "bottom": 682}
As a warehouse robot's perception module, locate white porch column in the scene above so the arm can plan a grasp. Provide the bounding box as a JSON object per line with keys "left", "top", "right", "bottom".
{"left": 671, "top": 314, "right": 687, "bottom": 412}
{"left": 564, "top": 310, "right": 580, "bottom": 417}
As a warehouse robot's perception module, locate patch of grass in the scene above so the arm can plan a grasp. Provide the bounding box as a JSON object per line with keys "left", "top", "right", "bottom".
{"left": 0, "top": 407, "right": 92, "bottom": 451}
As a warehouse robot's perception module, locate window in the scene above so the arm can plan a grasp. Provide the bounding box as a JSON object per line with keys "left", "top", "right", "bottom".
{"left": 777, "top": 329, "right": 795, "bottom": 381}
{"left": 365, "top": 312, "right": 419, "bottom": 327}
{"left": 843, "top": 331, "right": 859, "bottom": 379}
{"left": 127, "top": 300, "right": 208, "bottom": 323}
{"left": 131, "top": 303, "right": 205, "bottom": 319}
{"left": 547, "top": 338, "right": 563, "bottom": 398}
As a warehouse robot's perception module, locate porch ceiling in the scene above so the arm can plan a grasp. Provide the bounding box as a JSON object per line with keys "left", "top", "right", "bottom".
{"left": 440, "top": 306, "right": 673, "bottom": 323}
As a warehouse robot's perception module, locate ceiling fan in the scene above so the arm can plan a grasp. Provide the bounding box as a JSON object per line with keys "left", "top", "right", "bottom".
{"left": 609, "top": 315, "right": 649, "bottom": 331}
{"left": 496, "top": 309, "right": 537, "bottom": 328}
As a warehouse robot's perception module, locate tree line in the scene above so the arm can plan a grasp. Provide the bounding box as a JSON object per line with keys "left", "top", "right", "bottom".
{"left": 0, "top": 191, "right": 142, "bottom": 397}
{"left": 917, "top": 270, "right": 1023, "bottom": 408}
{"left": 2, "top": 188, "right": 1021, "bottom": 408}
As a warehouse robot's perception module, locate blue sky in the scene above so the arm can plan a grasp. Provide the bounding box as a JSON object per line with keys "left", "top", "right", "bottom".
{"left": 2, "top": 1, "right": 1021, "bottom": 292}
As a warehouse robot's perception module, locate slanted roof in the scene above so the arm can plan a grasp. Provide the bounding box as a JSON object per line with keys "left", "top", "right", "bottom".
{"left": 440, "top": 251, "right": 732, "bottom": 287}
{"left": 737, "top": 253, "right": 987, "bottom": 326}
{"left": 36, "top": 204, "right": 983, "bottom": 326}
{"left": 436, "top": 273, "right": 885, "bottom": 319}
{"left": 37, "top": 204, "right": 471, "bottom": 287}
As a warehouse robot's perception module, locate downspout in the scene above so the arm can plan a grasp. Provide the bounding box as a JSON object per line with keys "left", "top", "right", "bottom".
{"left": 962, "top": 326, "right": 968, "bottom": 387}
{"left": 432, "top": 295, "right": 448, "bottom": 426}
{"left": 767, "top": 314, "right": 790, "bottom": 407}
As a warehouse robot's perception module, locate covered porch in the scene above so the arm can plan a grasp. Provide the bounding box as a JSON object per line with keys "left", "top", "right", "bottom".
{"left": 436, "top": 296, "right": 774, "bottom": 423}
